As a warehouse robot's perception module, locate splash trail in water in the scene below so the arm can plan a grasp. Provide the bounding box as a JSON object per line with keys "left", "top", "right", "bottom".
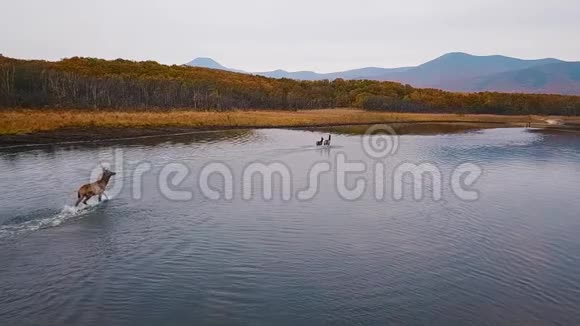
{"left": 0, "top": 195, "right": 112, "bottom": 239}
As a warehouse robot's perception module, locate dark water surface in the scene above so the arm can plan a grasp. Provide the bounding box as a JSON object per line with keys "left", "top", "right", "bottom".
{"left": 1, "top": 128, "right": 580, "bottom": 325}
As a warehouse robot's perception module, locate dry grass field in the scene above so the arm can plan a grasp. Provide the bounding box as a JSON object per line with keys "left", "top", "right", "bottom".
{"left": 2, "top": 108, "right": 577, "bottom": 135}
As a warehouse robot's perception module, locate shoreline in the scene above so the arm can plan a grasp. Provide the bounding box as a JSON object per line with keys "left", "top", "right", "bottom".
{"left": 0, "top": 121, "right": 520, "bottom": 149}
{"left": 1, "top": 109, "right": 578, "bottom": 148}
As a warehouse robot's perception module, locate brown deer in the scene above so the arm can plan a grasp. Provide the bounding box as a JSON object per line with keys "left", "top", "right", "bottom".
{"left": 75, "top": 168, "right": 116, "bottom": 206}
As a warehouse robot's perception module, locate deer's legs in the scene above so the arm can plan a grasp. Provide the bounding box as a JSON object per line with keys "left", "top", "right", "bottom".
{"left": 83, "top": 195, "right": 92, "bottom": 205}
{"left": 75, "top": 197, "right": 83, "bottom": 207}
{"left": 98, "top": 194, "right": 102, "bottom": 202}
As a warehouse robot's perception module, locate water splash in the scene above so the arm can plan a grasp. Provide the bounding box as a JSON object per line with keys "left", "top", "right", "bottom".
{"left": 0, "top": 195, "right": 112, "bottom": 239}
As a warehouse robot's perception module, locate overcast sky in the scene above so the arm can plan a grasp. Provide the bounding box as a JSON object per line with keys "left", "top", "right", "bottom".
{"left": 1, "top": 0, "right": 579, "bottom": 72}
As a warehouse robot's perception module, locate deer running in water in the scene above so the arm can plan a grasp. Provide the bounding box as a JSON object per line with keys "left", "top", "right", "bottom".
{"left": 75, "top": 168, "right": 116, "bottom": 206}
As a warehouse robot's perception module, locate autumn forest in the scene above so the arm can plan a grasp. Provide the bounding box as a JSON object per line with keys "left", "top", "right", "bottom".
{"left": 1, "top": 56, "right": 579, "bottom": 116}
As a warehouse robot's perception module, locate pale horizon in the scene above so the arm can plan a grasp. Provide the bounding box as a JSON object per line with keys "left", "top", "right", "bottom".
{"left": 1, "top": 0, "right": 580, "bottom": 72}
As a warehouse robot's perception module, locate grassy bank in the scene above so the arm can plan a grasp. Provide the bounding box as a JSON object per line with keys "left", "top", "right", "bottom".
{"left": 1, "top": 109, "right": 574, "bottom": 135}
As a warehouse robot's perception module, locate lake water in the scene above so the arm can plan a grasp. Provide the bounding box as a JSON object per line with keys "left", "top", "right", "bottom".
{"left": 1, "top": 127, "right": 580, "bottom": 325}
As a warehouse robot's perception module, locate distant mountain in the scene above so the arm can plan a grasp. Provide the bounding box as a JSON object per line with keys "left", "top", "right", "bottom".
{"left": 186, "top": 57, "right": 411, "bottom": 80}
{"left": 323, "top": 67, "right": 412, "bottom": 80}
{"left": 452, "top": 62, "right": 580, "bottom": 95}
{"left": 256, "top": 69, "right": 324, "bottom": 80}
{"left": 255, "top": 67, "right": 412, "bottom": 80}
{"left": 186, "top": 53, "right": 580, "bottom": 95}
{"left": 186, "top": 57, "right": 243, "bottom": 73}
{"left": 378, "top": 52, "right": 563, "bottom": 86}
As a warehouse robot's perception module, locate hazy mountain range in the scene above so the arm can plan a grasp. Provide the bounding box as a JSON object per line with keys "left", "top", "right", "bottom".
{"left": 186, "top": 53, "right": 580, "bottom": 96}
{"left": 186, "top": 57, "right": 412, "bottom": 80}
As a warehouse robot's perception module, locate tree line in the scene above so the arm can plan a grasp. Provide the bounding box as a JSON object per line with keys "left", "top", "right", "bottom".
{"left": 0, "top": 56, "right": 579, "bottom": 115}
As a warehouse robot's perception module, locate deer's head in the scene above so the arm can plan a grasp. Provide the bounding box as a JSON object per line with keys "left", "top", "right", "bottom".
{"left": 102, "top": 168, "right": 117, "bottom": 178}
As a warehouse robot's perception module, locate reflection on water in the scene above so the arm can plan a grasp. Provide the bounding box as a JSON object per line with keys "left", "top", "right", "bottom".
{"left": 1, "top": 128, "right": 580, "bottom": 325}
{"left": 0, "top": 129, "right": 258, "bottom": 155}
{"left": 309, "top": 122, "right": 511, "bottom": 135}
